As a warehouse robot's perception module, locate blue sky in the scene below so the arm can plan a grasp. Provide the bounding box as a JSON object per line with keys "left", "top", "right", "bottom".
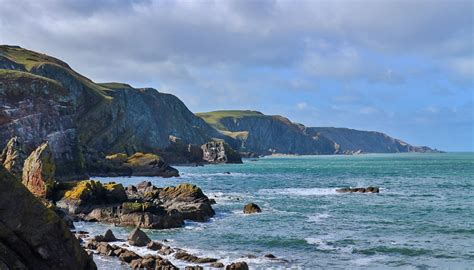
{"left": 0, "top": 0, "right": 473, "bottom": 151}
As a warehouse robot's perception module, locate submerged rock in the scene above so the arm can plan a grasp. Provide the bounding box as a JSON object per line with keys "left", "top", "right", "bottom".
{"left": 21, "top": 142, "right": 55, "bottom": 198}
{"left": 128, "top": 227, "right": 152, "bottom": 246}
{"left": 336, "top": 187, "right": 380, "bottom": 193}
{"left": 0, "top": 166, "right": 96, "bottom": 269}
{"left": 243, "top": 203, "right": 262, "bottom": 214}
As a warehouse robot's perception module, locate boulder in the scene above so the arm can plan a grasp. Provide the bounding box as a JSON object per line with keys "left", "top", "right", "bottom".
{"left": 0, "top": 166, "right": 96, "bottom": 269}
{"left": 118, "top": 250, "right": 141, "bottom": 263}
{"left": 210, "top": 262, "right": 225, "bottom": 268}
{"left": 147, "top": 241, "right": 162, "bottom": 250}
{"left": 0, "top": 136, "right": 26, "bottom": 178}
{"left": 127, "top": 227, "right": 152, "bottom": 246}
{"left": 243, "top": 203, "right": 262, "bottom": 214}
{"left": 21, "top": 142, "right": 55, "bottom": 198}
{"left": 201, "top": 141, "right": 242, "bottom": 164}
{"left": 94, "top": 229, "right": 118, "bottom": 242}
{"left": 226, "top": 262, "right": 249, "bottom": 270}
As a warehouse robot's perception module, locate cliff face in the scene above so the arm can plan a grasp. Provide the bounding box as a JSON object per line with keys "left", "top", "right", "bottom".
{"left": 0, "top": 165, "right": 96, "bottom": 269}
{"left": 306, "top": 127, "right": 439, "bottom": 154}
{"left": 0, "top": 45, "right": 228, "bottom": 178}
{"left": 197, "top": 110, "right": 338, "bottom": 155}
{"left": 198, "top": 110, "right": 439, "bottom": 155}
{"left": 0, "top": 68, "right": 85, "bottom": 180}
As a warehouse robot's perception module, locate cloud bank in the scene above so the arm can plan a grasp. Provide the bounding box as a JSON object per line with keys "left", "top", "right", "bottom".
{"left": 0, "top": 0, "right": 473, "bottom": 150}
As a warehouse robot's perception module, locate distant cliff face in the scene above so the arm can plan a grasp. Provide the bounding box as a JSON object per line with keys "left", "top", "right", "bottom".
{"left": 198, "top": 110, "right": 440, "bottom": 155}
{"left": 306, "top": 127, "right": 439, "bottom": 154}
{"left": 197, "top": 110, "right": 338, "bottom": 155}
{"left": 0, "top": 45, "right": 226, "bottom": 178}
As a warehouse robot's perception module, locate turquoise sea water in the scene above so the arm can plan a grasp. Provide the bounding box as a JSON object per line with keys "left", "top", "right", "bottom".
{"left": 81, "top": 153, "right": 474, "bottom": 269}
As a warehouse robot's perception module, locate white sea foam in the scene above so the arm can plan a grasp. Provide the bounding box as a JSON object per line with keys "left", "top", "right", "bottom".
{"left": 307, "top": 213, "right": 330, "bottom": 223}
{"left": 305, "top": 237, "right": 353, "bottom": 254}
{"left": 258, "top": 187, "right": 338, "bottom": 196}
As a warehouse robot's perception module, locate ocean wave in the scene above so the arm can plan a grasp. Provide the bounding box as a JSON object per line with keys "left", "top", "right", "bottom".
{"left": 305, "top": 237, "right": 353, "bottom": 253}
{"left": 258, "top": 188, "right": 338, "bottom": 196}
{"left": 307, "top": 213, "right": 330, "bottom": 223}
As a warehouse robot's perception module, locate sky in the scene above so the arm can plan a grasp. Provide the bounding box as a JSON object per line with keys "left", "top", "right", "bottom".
{"left": 0, "top": 0, "right": 473, "bottom": 151}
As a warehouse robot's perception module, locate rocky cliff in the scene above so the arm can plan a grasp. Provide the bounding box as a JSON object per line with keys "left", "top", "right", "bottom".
{"left": 306, "top": 127, "right": 440, "bottom": 154}
{"left": 197, "top": 110, "right": 338, "bottom": 155}
{"left": 0, "top": 45, "right": 236, "bottom": 179}
{"left": 0, "top": 165, "right": 96, "bottom": 269}
{"left": 198, "top": 110, "right": 439, "bottom": 155}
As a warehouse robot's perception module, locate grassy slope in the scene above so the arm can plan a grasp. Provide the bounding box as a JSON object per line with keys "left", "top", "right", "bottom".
{"left": 196, "top": 110, "right": 264, "bottom": 130}
{"left": 0, "top": 45, "right": 112, "bottom": 99}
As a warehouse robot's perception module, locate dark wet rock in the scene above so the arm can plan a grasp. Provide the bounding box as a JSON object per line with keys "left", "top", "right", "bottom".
{"left": 185, "top": 266, "right": 204, "bottom": 270}
{"left": 128, "top": 227, "right": 152, "bottom": 246}
{"left": 243, "top": 203, "right": 262, "bottom": 214}
{"left": 119, "top": 250, "right": 141, "bottom": 263}
{"left": 158, "top": 245, "right": 175, "bottom": 255}
{"left": 264, "top": 254, "right": 276, "bottom": 259}
{"left": 174, "top": 251, "right": 218, "bottom": 263}
{"left": 94, "top": 229, "right": 118, "bottom": 242}
{"left": 155, "top": 256, "right": 178, "bottom": 270}
{"left": 336, "top": 187, "right": 380, "bottom": 193}
{"left": 210, "top": 262, "right": 225, "bottom": 268}
{"left": 226, "top": 262, "right": 249, "bottom": 270}
{"left": 147, "top": 241, "right": 162, "bottom": 250}
{"left": 0, "top": 166, "right": 96, "bottom": 269}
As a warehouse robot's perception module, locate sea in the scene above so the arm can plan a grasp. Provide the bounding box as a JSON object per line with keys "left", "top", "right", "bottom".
{"left": 77, "top": 153, "right": 474, "bottom": 269}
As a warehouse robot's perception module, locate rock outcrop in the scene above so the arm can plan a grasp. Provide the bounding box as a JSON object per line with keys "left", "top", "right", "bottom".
{"left": 85, "top": 238, "right": 177, "bottom": 269}
{"left": 128, "top": 228, "right": 152, "bottom": 246}
{"left": 87, "top": 152, "right": 179, "bottom": 177}
{"left": 55, "top": 180, "right": 215, "bottom": 229}
{"left": 243, "top": 203, "right": 262, "bottom": 214}
{"left": 201, "top": 140, "right": 242, "bottom": 164}
{"left": 21, "top": 142, "right": 55, "bottom": 198}
{"left": 0, "top": 165, "right": 96, "bottom": 269}
{"left": 0, "top": 136, "right": 26, "bottom": 177}
{"left": 336, "top": 187, "right": 380, "bottom": 193}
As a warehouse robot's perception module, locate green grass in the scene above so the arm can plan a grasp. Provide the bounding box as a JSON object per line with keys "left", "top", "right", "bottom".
{"left": 98, "top": 82, "right": 133, "bottom": 90}
{"left": 0, "top": 45, "right": 112, "bottom": 100}
{"left": 0, "top": 69, "right": 62, "bottom": 86}
{"left": 196, "top": 110, "right": 264, "bottom": 130}
{"left": 0, "top": 45, "right": 68, "bottom": 71}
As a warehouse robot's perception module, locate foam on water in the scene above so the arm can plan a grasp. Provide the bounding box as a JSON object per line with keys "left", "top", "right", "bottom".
{"left": 258, "top": 187, "right": 338, "bottom": 196}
